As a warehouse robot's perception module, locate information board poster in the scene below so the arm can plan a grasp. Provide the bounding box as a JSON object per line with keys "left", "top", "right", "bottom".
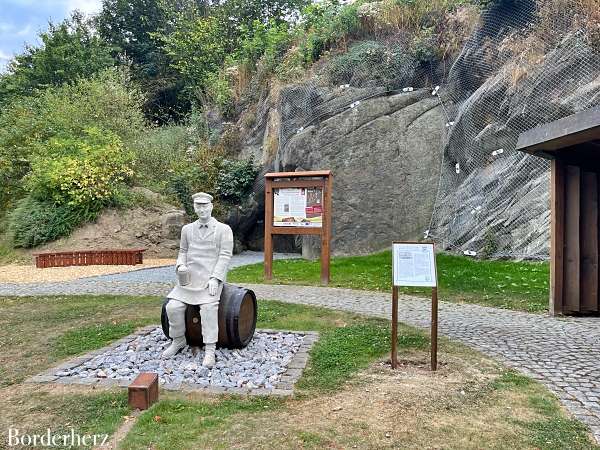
{"left": 273, "top": 187, "right": 323, "bottom": 227}
{"left": 393, "top": 243, "right": 437, "bottom": 287}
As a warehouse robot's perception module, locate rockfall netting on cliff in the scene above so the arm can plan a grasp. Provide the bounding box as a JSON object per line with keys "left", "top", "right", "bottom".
{"left": 269, "top": 0, "right": 600, "bottom": 258}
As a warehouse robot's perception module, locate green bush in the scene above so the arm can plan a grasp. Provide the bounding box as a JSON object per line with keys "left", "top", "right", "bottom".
{"left": 25, "top": 128, "right": 134, "bottom": 210}
{"left": 411, "top": 26, "right": 438, "bottom": 64}
{"left": 0, "top": 68, "right": 145, "bottom": 212}
{"left": 8, "top": 196, "right": 99, "bottom": 248}
{"left": 204, "top": 71, "right": 235, "bottom": 118}
{"left": 166, "top": 147, "right": 223, "bottom": 216}
{"left": 237, "top": 20, "right": 291, "bottom": 69}
{"left": 274, "top": 46, "right": 306, "bottom": 81}
{"left": 166, "top": 151, "right": 257, "bottom": 215}
{"left": 216, "top": 158, "right": 258, "bottom": 203}
{"left": 6, "top": 127, "right": 134, "bottom": 247}
{"left": 131, "top": 125, "right": 191, "bottom": 191}
{"left": 327, "top": 40, "right": 414, "bottom": 88}
{"left": 298, "top": 1, "right": 362, "bottom": 64}
{"left": 168, "top": 166, "right": 214, "bottom": 217}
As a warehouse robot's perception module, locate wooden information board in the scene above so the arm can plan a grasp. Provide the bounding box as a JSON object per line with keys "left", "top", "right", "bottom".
{"left": 391, "top": 241, "right": 438, "bottom": 371}
{"left": 264, "top": 171, "right": 333, "bottom": 285}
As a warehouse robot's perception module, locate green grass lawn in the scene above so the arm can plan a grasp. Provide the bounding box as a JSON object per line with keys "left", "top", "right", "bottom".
{"left": 0, "top": 295, "right": 429, "bottom": 449}
{"left": 229, "top": 251, "right": 550, "bottom": 313}
{"left": 1, "top": 294, "right": 596, "bottom": 450}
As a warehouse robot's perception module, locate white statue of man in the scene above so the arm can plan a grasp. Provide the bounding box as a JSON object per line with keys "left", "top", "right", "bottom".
{"left": 162, "top": 192, "right": 234, "bottom": 368}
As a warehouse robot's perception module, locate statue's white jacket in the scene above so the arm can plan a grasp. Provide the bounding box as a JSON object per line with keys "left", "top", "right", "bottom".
{"left": 167, "top": 217, "right": 234, "bottom": 305}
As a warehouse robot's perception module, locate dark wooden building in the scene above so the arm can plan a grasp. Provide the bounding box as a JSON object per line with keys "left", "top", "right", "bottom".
{"left": 516, "top": 107, "right": 600, "bottom": 315}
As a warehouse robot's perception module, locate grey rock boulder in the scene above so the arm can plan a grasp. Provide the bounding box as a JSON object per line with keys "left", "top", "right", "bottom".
{"left": 274, "top": 88, "right": 446, "bottom": 254}
{"left": 160, "top": 210, "right": 186, "bottom": 240}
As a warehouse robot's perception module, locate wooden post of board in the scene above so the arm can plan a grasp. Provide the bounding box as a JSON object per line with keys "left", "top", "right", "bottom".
{"left": 264, "top": 177, "right": 274, "bottom": 280}
{"left": 391, "top": 285, "right": 398, "bottom": 369}
{"left": 264, "top": 171, "right": 332, "bottom": 285}
{"left": 321, "top": 174, "right": 333, "bottom": 284}
{"left": 431, "top": 287, "right": 438, "bottom": 371}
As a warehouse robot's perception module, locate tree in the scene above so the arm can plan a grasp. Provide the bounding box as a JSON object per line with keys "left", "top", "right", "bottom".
{"left": 96, "top": 0, "right": 188, "bottom": 121}
{"left": 209, "top": 0, "right": 307, "bottom": 55}
{"left": 157, "top": 0, "right": 304, "bottom": 98}
{"left": 0, "top": 11, "right": 115, "bottom": 104}
{"left": 96, "top": 0, "right": 307, "bottom": 119}
{"left": 159, "top": 16, "right": 227, "bottom": 89}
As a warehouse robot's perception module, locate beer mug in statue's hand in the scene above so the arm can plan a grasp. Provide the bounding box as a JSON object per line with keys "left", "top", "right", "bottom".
{"left": 177, "top": 264, "right": 190, "bottom": 286}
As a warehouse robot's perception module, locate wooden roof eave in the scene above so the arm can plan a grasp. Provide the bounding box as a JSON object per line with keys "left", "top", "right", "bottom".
{"left": 516, "top": 106, "right": 600, "bottom": 159}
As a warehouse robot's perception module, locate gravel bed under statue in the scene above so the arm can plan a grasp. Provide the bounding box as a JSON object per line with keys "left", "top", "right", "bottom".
{"left": 54, "top": 327, "right": 305, "bottom": 389}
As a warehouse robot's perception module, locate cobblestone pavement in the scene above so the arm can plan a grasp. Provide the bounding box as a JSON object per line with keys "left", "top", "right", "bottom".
{"left": 1, "top": 276, "right": 599, "bottom": 442}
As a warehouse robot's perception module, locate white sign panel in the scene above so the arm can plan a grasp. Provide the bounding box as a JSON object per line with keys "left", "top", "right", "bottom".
{"left": 393, "top": 243, "right": 437, "bottom": 287}
{"left": 273, "top": 187, "right": 323, "bottom": 228}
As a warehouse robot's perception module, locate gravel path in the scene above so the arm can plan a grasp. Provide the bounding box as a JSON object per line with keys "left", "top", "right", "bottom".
{"left": 0, "top": 259, "right": 176, "bottom": 283}
{"left": 1, "top": 265, "right": 599, "bottom": 442}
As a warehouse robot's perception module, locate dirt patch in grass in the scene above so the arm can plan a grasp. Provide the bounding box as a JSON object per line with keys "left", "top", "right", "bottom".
{"left": 190, "top": 351, "right": 595, "bottom": 450}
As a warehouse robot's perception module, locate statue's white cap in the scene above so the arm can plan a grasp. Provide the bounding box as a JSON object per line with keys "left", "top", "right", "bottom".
{"left": 192, "top": 192, "right": 213, "bottom": 204}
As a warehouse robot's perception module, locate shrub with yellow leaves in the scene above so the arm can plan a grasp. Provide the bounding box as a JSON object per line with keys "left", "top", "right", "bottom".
{"left": 26, "top": 127, "right": 134, "bottom": 211}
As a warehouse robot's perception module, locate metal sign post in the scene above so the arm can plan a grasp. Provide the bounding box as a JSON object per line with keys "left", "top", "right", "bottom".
{"left": 391, "top": 241, "right": 438, "bottom": 371}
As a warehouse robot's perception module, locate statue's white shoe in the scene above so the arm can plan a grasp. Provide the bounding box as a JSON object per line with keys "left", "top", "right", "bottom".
{"left": 202, "top": 345, "right": 216, "bottom": 368}
{"left": 162, "top": 336, "right": 186, "bottom": 358}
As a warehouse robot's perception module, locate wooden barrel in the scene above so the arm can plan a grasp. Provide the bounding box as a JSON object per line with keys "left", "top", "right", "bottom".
{"left": 161, "top": 283, "right": 257, "bottom": 349}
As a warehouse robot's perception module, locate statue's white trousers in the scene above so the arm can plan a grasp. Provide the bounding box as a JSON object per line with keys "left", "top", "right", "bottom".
{"left": 166, "top": 299, "right": 219, "bottom": 344}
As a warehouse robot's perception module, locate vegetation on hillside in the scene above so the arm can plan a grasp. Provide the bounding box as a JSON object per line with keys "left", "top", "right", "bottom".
{"left": 0, "top": 0, "right": 597, "bottom": 249}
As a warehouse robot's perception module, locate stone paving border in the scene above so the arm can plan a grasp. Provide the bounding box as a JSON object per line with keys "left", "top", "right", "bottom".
{"left": 25, "top": 326, "right": 319, "bottom": 397}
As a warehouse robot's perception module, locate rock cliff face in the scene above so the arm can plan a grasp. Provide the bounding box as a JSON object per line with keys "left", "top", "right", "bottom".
{"left": 233, "top": 8, "right": 599, "bottom": 258}
{"left": 429, "top": 32, "right": 600, "bottom": 258}
{"left": 237, "top": 87, "right": 446, "bottom": 255}
{"left": 277, "top": 89, "right": 445, "bottom": 255}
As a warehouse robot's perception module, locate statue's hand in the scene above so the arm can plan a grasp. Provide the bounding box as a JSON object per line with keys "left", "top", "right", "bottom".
{"left": 207, "top": 278, "right": 220, "bottom": 296}
{"left": 177, "top": 264, "right": 188, "bottom": 273}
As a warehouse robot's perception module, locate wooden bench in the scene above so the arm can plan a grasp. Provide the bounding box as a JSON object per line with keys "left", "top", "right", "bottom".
{"left": 32, "top": 248, "right": 146, "bottom": 268}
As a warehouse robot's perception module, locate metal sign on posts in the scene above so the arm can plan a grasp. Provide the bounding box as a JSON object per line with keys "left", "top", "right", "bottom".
{"left": 391, "top": 241, "right": 438, "bottom": 371}
{"left": 264, "top": 171, "right": 333, "bottom": 285}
